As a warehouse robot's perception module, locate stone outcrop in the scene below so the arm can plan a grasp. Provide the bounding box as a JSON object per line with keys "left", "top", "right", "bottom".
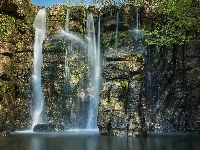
{"left": 0, "top": 1, "right": 199, "bottom": 136}
{"left": 185, "top": 40, "right": 200, "bottom": 133}
{"left": 0, "top": 42, "right": 15, "bottom": 134}
{"left": 33, "top": 124, "right": 64, "bottom": 132}
{"left": 145, "top": 39, "right": 200, "bottom": 133}
{"left": 41, "top": 46, "right": 68, "bottom": 127}
{"left": 98, "top": 53, "right": 147, "bottom": 137}
{"left": 0, "top": 42, "right": 13, "bottom": 78}
{"left": 0, "top": 0, "right": 35, "bottom": 135}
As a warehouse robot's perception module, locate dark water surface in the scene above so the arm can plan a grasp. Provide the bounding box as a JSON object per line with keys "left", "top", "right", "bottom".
{"left": 0, "top": 130, "right": 199, "bottom": 150}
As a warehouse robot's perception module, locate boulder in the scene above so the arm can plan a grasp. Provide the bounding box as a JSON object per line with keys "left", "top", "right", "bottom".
{"left": 33, "top": 124, "right": 64, "bottom": 132}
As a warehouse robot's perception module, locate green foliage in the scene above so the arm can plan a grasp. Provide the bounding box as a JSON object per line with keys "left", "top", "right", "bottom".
{"left": 57, "top": 5, "right": 67, "bottom": 28}
{"left": 64, "top": 0, "right": 84, "bottom": 6}
{"left": 0, "top": 15, "right": 15, "bottom": 41}
{"left": 118, "top": 31, "right": 129, "bottom": 47}
{"left": 69, "top": 6, "right": 87, "bottom": 35}
{"left": 101, "top": 30, "right": 131, "bottom": 51}
{"left": 143, "top": 0, "right": 200, "bottom": 47}
{"left": 102, "top": 31, "right": 116, "bottom": 49}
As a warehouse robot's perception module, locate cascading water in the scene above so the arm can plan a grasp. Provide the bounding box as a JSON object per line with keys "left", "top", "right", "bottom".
{"left": 115, "top": 9, "right": 119, "bottom": 50}
{"left": 136, "top": 7, "right": 139, "bottom": 30}
{"left": 61, "top": 10, "right": 101, "bottom": 129}
{"left": 65, "top": 8, "right": 70, "bottom": 33}
{"left": 133, "top": 7, "right": 142, "bottom": 42}
{"left": 130, "top": 6, "right": 145, "bottom": 55}
{"left": 64, "top": 8, "right": 70, "bottom": 80}
{"left": 60, "top": 8, "right": 83, "bottom": 44}
{"left": 86, "top": 12, "right": 101, "bottom": 129}
{"left": 61, "top": 9, "right": 87, "bottom": 128}
{"left": 32, "top": 8, "right": 46, "bottom": 129}
{"left": 60, "top": 29, "right": 84, "bottom": 44}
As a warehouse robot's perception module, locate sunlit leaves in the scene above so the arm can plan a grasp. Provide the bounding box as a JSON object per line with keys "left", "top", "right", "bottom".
{"left": 144, "top": 0, "right": 200, "bottom": 47}
{"left": 0, "top": 15, "right": 15, "bottom": 41}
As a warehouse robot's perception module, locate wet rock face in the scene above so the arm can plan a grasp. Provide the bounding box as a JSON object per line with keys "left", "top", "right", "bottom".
{"left": 0, "top": 0, "right": 18, "bottom": 12}
{"left": 41, "top": 37, "right": 90, "bottom": 129}
{"left": 184, "top": 43, "right": 200, "bottom": 133}
{"left": 102, "top": 54, "right": 144, "bottom": 80}
{"left": 0, "top": 42, "right": 13, "bottom": 79}
{"left": 146, "top": 40, "right": 200, "bottom": 133}
{"left": 33, "top": 124, "right": 64, "bottom": 132}
{"left": 0, "top": 42, "right": 31, "bottom": 134}
{"left": 0, "top": 0, "right": 36, "bottom": 132}
{"left": 0, "top": 115, "right": 15, "bottom": 136}
{"left": 42, "top": 49, "right": 66, "bottom": 125}
{"left": 102, "top": 61, "right": 144, "bottom": 80}
{"left": 98, "top": 53, "right": 147, "bottom": 137}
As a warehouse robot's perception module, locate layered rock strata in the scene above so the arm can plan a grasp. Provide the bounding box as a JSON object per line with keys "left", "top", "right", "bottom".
{"left": 98, "top": 52, "right": 147, "bottom": 137}
{"left": 146, "top": 40, "right": 200, "bottom": 133}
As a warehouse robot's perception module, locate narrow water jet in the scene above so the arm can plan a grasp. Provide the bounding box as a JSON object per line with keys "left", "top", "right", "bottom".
{"left": 97, "top": 13, "right": 101, "bottom": 56}
{"left": 115, "top": 9, "right": 119, "bottom": 50}
{"left": 64, "top": 8, "right": 70, "bottom": 80}
{"left": 65, "top": 8, "right": 70, "bottom": 32}
{"left": 60, "top": 29, "right": 84, "bottom": 44}
{"left": 86, "top": 12, "right": 101, "bottom": 129}
{"left": 136, "top": 7, "right": 139, "bottom": 30}
{"left": 133, "top": 7, "right": 142, "bottom": 41}
{"left": 32, "top": 8, "right": 46, "bottom": 129}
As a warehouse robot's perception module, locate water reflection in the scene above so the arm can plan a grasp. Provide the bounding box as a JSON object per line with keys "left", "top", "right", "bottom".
{"left": 1, "top": 131, "right": 199, "bottom": 150}
{"left": 30, "top": 136, "right": 45, "bottom": 150}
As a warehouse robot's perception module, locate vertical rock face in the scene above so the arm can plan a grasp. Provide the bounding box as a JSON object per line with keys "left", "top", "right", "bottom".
{"left": 0, "top": 2, "right": 199, "bottom": 136}
{"left": 14, "top": 50, "right": 32, "bottom": 130}
{"left": 98, "top": 53, "right": 147, "bottom": 137}
{"left": 185, "top": 40, "right": 200, "bottom": 133}
{"left": 0, "top": 42, "right": 15, "bottom": 133}
{"left": 0, "top": 0, "right": 36, "bottom": 133}
{"left": 42, "top": 48, "right": 66, "bottom": 126}
{"left": 146, "top": 39, "right": 200, "bottom": 133}
{"left": 41, "top": 35, "right": 90, "bottom": 129}
{"left": 0, "top": 42, "right": 13, "bottom": 77}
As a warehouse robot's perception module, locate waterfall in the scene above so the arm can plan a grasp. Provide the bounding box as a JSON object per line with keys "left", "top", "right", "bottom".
{"left": 62, "top": 8, "right": 87, "bottom": 128}
{"left": 133, "top": 7, "right": 142, "bottom": 42}
{"left": 61, "top": 10, "right": 101, "bottom": 129}
{"left": 32, "top": 8, "right": 46, "bottom": 129}
{"left": 136, "top": 7, "right": 139, "bottom": 30}
{"left": 97, "top": 13, "right": 101, "bottom": 55}
{"left": 60, "top": 29, "right": 83, "bottom": 44}
{"left": 64, "top": 8, "right": 70, "bottom": 80}
{"left": 115, "top": 9, "right": 119, "bottom": 50}
{"left": 86, "top": 12, "right": 101, "bottom": 129}
{"left": 65, "top": 8, "right": 70, "bottom": 32}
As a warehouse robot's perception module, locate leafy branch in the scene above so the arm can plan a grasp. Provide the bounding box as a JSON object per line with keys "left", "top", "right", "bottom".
{"left": 143, "top": 0, "right": 200, "bottom": 47}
